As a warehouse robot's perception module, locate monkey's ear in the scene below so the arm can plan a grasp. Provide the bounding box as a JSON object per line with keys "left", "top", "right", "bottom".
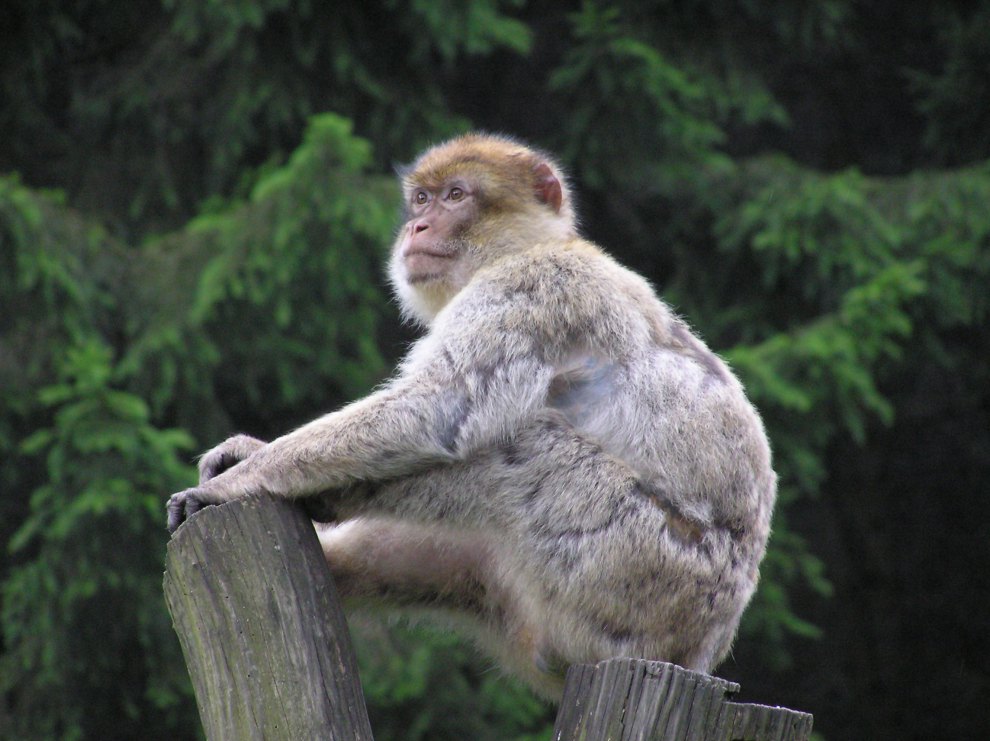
{"left": 533, "top": 163, "right": 563, "bottom": 214}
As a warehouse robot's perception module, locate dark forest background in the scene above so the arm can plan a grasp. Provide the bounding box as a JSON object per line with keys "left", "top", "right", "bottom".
{"left": 1, "top": 1, "right": 988, "bottom": 739}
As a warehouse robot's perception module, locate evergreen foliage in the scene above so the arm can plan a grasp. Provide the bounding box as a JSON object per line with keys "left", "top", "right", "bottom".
{"left": 1, "top": 2, "right": 987, "bottom": 738}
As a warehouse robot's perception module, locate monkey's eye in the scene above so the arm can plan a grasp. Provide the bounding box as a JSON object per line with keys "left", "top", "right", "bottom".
{"left": 447, "top": 186, "right": 464, "bottom": 201}
{"left": 413, "top": 190, "right": 430, "bottom": 206}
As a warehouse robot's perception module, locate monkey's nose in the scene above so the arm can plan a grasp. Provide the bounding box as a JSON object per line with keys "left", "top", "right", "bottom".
{"left": 413, "top": 221, "right": 429, "bottom": 234}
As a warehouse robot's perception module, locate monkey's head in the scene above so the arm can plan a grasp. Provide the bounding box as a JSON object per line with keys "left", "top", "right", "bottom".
{"left": 389, "top": 133, "right": 576, "bottom": 325}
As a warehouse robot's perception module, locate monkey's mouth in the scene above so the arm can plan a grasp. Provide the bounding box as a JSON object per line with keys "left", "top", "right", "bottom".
{"left": 406, "top": 272, "right": 446, "bottom": 284}
{"left": 404, "top": 245, "right": 456, "bottom": 259}
{"left": 404, "top": 250, "right": 455, "bottom": 284}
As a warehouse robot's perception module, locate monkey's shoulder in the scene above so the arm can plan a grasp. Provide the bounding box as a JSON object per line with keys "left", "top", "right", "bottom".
{"left": 498, "top": 238, "right": 630, "bottom": 287}
{"left": 530, "top": 243, "right": 721, "bottom": 356}
{"left": 472, "top": 240, "right": 666, "bottom": 320}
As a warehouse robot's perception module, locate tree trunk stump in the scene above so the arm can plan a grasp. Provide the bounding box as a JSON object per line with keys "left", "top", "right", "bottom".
{"left": 163, "top": 494, "right": 373, "bottom": 740}
{"left": 553, "top": 658, "right": 813, "bottom": 740}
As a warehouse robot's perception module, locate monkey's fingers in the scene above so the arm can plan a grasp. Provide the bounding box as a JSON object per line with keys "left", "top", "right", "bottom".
{"left": 198, "top": 434, "right": 267, "bottom": 484}
{"left": 166, "top": 491, "right": 187, "bottom": 533}
{"left": 198, "top": 451, "right": 246, "bottom": 484}
{"left": 166, "top": 487, "right": 217, "bottom": 534}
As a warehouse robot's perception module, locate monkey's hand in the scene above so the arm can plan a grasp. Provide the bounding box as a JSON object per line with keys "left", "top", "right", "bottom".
{"left": 165, "top": 435, "right": 268, "bottom": 534}
{"left": 198, "top": 434, "right": 267, "bottom": 484}
{"left": 167, "top": 486, "right": 228, "bottom": 534}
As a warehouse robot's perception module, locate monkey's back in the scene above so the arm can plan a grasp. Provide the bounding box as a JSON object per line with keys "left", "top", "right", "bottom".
{"left": 472, "top": 238, "right": 775, "bottom": 529}
{"left": 462, "top": 239, "right": 777, "bottom": 670}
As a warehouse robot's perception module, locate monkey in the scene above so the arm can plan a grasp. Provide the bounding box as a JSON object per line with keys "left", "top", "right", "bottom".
{"left": 167, "top": 133, "right": 777, "bottom": 699}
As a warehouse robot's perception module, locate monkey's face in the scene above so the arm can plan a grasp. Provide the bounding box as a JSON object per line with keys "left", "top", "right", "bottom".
{"left": 387, "top": 133, "right": 574, "bottom": 326}
{"left": 396, "top": 179, "right": 479, "bottom": 286}
{"left": 388, "top": 174, "right": 486, "bottom": 325}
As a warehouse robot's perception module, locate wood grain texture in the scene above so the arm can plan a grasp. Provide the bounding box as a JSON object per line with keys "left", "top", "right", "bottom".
{"left": 553, "top": 658, "right": 813, "bottom": 740}
{"left": 163, "top": 494, "right": 373, "bottom": 740}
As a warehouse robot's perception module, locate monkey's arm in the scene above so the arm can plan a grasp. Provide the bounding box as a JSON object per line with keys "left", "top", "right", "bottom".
{"left": 167, "top": 289, "right": 562, "bottom": 532}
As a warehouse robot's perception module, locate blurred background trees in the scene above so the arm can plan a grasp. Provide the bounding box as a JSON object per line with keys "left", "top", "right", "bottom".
{"left": 1, "top": 1, "right": 987, "bottom": 738}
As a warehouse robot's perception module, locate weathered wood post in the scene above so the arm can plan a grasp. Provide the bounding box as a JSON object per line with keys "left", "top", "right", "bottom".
{"left": 163, "top": 494, "right": 373, "bottom": 740}
{"left": 553, "top": 658, "right": 813, "bottom": 740}
{"left": 164, "top": 495, "right": 813, "bottom": 740}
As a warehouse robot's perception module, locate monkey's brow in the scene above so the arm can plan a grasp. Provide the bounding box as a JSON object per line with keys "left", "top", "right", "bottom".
{"left": 402, "top": 155, "right": 495, "bottom": 185}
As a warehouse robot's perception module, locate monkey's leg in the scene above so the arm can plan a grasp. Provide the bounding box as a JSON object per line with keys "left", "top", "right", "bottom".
{"left": 317, "top": 511, "right": 570, "bottom": 697}
{"left": 325, "top": 411, "right": 753, "bottom": 692}
{"left": 317, "top": 512, "right": 568, "bottom": 697}
{"left": 316, "top": 516, "right": 495, "bottom": 614}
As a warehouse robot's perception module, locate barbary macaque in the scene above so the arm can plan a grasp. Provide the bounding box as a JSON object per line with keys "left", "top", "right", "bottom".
{"left": 167, "top": 133, "right": 777, "bottom": 698}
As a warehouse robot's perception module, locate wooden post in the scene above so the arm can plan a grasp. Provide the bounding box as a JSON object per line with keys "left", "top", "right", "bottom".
{"left": 163, "top": 494, "right": 373, "bottom": 740}
{"left": 553, "top": 658, "right": 813, "bottom": 740}
{"left": 164, "top": 495, "right": 813, "bottom": 740}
